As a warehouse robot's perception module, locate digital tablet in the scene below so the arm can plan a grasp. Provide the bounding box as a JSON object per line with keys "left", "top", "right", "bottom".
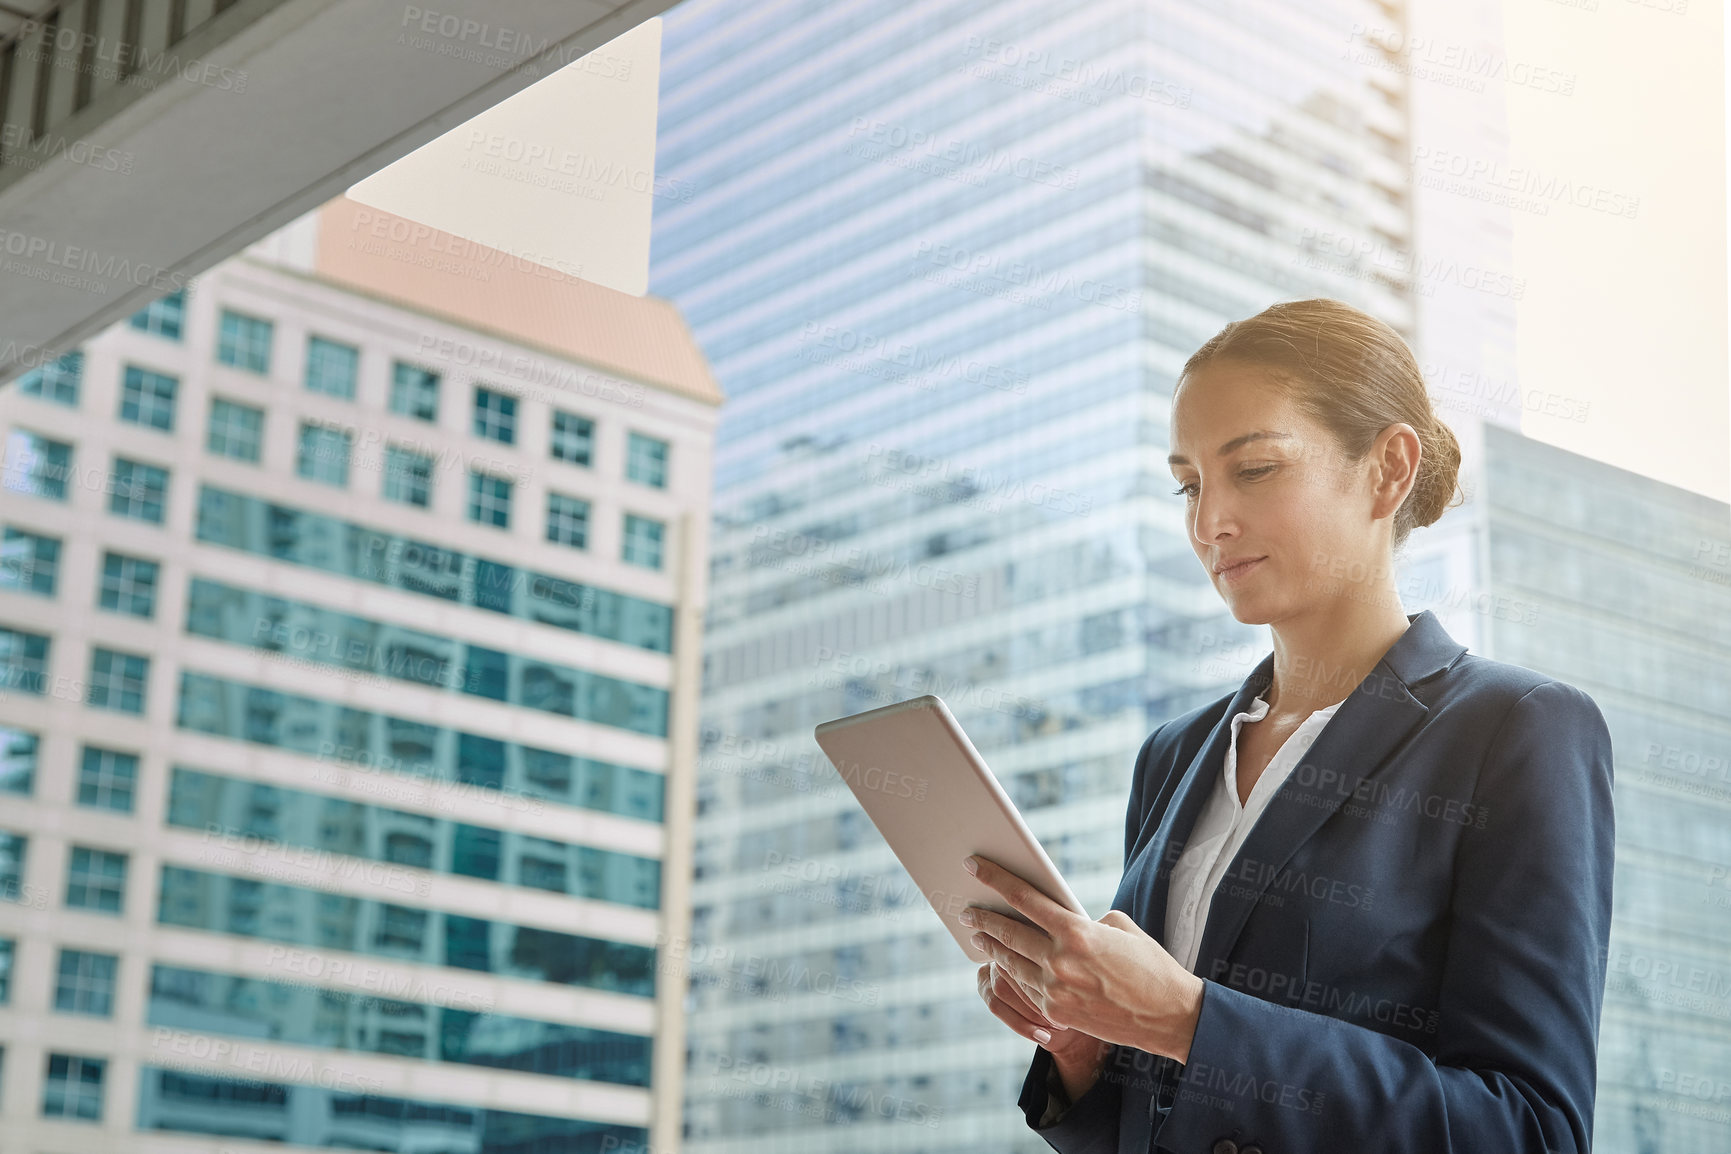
{"left": 813, "top": 694, "right": 1088, "bottom": 964}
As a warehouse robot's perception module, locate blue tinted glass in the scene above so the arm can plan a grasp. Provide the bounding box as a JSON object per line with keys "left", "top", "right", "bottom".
{"left": 156, "top": 866, "right": 656, "bottom": 995}
{"left": 147, "top": 963, "right": 651, "bottom": 1082}
{"left": 167, "top": 767, "right": 660, "bottom": 907}
{"left": 185, "top": 576, "right": 667, "bottom": 735}
{"left": 176, "top": 671, "right": 664, "bottom": 821}
{"left": 195, "top": 485, "right": 674, "bottom": 653}
{"left": 136, "top": 1066, "right": 647, "bottom": 1151}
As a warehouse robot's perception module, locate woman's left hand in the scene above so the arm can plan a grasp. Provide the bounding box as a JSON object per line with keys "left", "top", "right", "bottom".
{"left": 961, "top": 854, "right": 1205, "bottom": 1064}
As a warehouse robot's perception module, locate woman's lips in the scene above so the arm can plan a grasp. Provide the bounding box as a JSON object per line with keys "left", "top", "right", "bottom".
{"left": 1217, "top": 557, "right": 1264, "bottom": 584}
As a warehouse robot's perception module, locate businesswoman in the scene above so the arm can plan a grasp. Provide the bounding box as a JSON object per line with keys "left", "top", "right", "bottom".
{"left": 964, "top": 298, "right": 1615, "bottom": 1154}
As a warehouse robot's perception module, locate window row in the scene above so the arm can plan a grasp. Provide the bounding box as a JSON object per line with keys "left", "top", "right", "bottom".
{"left": 19, "top": 290, "right": 674, "bottom": 487}
{"left": 3, "top": 418, "right": 668, "bottom": 568}
{"left": 1, "top": 842, "right": 662, "bottom": 992}
{"left": 31, "top": 1060, "right": 655, "bottom": 1147}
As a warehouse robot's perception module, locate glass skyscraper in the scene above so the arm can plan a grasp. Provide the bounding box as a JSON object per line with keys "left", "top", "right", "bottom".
{"left": 1477, "top": 422, "right": 1731, "bottom": 1152}
{"left": 0, "top": 198, "right": 719, "bottom": 1152}
{"left": 651, "top": 1, "right": 1431, "bottom": 1149}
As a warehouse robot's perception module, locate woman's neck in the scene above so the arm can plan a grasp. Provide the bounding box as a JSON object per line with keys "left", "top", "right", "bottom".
{"left": 1263, "top": 598, "right": 1414, "bottom": 717}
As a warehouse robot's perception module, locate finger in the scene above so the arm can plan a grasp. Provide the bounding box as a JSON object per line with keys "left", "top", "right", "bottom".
{"left": 992, "top": 964, "right": 1063, "bottom": 1030}
{"left": 984, "top": 985, "right": 1060, "bottom": 1046}
{"left": 967, "top": 855, "right": 1073, "bottom": 937}
{"left": 965, "top": 905, "right": 1048, "bottom": 967}
{"left": 971, "top": 931, "right": 1039, "bottom": 988}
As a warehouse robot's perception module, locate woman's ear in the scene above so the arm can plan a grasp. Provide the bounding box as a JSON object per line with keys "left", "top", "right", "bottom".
{"left": 1370, "top": 422, "right": 1421, "bottom": 520}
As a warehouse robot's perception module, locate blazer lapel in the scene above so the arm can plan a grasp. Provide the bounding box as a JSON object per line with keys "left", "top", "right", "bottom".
{"left": 1131, "top": 660, "right": 1274, "bottom": 940}
{"left": 1188, "top": 609, "right": 1467, "bottom": 976}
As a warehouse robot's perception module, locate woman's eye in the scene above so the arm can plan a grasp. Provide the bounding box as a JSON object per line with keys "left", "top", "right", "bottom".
{"left": 1240, "top": 465, "right": 1275, "bottom": 480}
{"left": 1171, "top": 482, "right": 1195, "bottom": 498}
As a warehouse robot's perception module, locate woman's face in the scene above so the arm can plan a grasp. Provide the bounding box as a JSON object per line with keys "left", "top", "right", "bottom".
{"left": 1168, "top": 359, "right": 1398, "bottom": 626}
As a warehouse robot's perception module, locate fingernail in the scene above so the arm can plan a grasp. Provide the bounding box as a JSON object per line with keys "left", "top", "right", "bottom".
{"left": 963, "top": 856, "right": 978, "bottom": 874}
{"left": 958, "top": 909, "right": 976, "bottom": 926}
{"left": 1032, "top": 1028, "right": 1052, "bottom": 1044}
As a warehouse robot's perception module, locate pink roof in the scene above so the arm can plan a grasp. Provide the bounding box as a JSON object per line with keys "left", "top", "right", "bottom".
{"left": 314, "top": 196, "right": 722, "bottom": 407}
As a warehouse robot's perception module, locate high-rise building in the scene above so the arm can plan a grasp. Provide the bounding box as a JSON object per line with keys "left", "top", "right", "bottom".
{"left": 0, "top": 196, "right": 720, "bottom": 1152}
{"left": 1475, "top": 422, "right": 1731, "bottom": 1153}
{"left": 650, "top": 1, "right": 1432, "bottom": 1148}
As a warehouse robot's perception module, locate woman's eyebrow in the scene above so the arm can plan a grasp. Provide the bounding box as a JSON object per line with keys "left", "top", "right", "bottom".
{"left": 1167, "top": 429, "right": 1293, "bottom": 466}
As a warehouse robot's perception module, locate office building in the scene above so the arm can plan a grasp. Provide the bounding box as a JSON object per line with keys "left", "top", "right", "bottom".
{"left": 0, "top": 196, "right": 719, "bottom": 1152}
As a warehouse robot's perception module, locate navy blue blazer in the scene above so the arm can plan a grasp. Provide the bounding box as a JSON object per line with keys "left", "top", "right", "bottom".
{"left": 1017, "top": 608, "right": 1614, "bottom": 1154}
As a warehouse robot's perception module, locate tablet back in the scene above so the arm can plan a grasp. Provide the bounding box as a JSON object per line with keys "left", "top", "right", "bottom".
{"left": 814, "top": 694, "right": 1087, "bottom": 963}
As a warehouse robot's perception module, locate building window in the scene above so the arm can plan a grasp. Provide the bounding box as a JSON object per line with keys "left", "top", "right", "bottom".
{"left": 622, "top": 513, "right": 664, "bottom": 570}
{"left": 129, "top": 289, "right": 185, "bottom": 339}
{"left": 382, "top": 446, "right": 433, "bottom": 508}
{"left": 42, "top": 1053, "right": 105, "bottom": 1121}
{"left": 626, "top": 432, "right": 669, "bottom": 488}
{"left": 206, "top": 398, "right": 263, "bottom": 462}
{"left": 16, "top": 350, "right": 82, "bottom": 406}
{"left": 473, "top": 386, "right": 518, "bottom": 444}
{"left": 1, "top": 528, "right": 60, "bottom": 596}
{"left": 297, "top": 422, "right": 351, "bottom": 487}
{"left": 77, "top": 748, "right": 138, "bottom": 812}
{"left": 216, "top": 309, "right": 271, "bottom": 373}
{"left": 119, "top": 365, "right": 178, "bottom": 431}
{"left": 87, "top": 649, "right": 148, "bottom": 714}
{"left": 468, "top": 471, "right": 512, "bottom": 528}
{"left": 306, "top": 336, "right": 359, "bottom": 399}
{"left": 54, "top": 949, "right": 118, "bottom": 1016}
{"left": 0, "top": 726, "right": 37, "bottom": 795}
{"left": 98, "top": 552, "right": 159, "bottom": 618}
{"left": 2, "top": 431, "right": 73, "bottom": 500}
{"left": 0, "top": 628, "right": 49, "bottom": 694}
{"left": 550, "top": 410, "right": 594, "bottom": 465}
{"left": 0, "top": 936, "right": 14, "bottom": 1000}
{"left": 64, "top": 847, "right": 127, "bottom": 914}
{"left": 0, "top": 831, "right": 24, "bottom": 900}
{"left": 108, "top": 458, "right": 168, "bottom": 523}
{"left": 545, "top": 493, "right": 590, "bottom": 549}
{"left": 390, "top": 362, "right": 440, "bottom": 421}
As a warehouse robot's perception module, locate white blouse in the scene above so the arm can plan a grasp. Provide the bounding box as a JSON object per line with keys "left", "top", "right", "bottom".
{"left": 1162, "top": 691, "right": 1345, "bottom": 974}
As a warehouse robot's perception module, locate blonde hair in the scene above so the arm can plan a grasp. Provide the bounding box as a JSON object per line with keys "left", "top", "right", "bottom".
{"left": 1177, "top": 298, "right": 1463, "bottom": 550}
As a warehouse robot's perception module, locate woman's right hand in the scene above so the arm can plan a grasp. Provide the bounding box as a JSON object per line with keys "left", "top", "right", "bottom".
{"left": 976, "top": 960, "right": 1105, "bottom": 1065}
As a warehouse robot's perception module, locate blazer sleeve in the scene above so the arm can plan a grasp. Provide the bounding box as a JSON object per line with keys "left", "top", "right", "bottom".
{"left": 1016, "top": 727, "right": 1166, "bottom": 1152}
{"left": 1153, "top": 679, "right": 1616, "bottom": 1153}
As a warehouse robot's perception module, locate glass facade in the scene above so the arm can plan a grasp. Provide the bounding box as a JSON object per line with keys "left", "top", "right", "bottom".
{"left": 652, "top": 0, "right": 1414, "bottom": 1148}
{"left": 0, "top": 626, "right": 49, "bottom": 693}
{"left": 184, "top": 576, "right": 670, "bottom": 734}
{"left": 147, "top": 963, "right": 653, "bottom": 1083}
{"left": 168, "top": 766, "right": 662, "bottom": 906}
{"left": 1477, "top": 423, "right": 1731, "bottom": 1151}
{"left": 297, "top": 421, "right": 352, "bottom": 486}
{"left": 176, "top": 670, "right": 666, "bottom": 819}
{"left": 157, "top": 865, "right": 657, "bottom": 995}
{"left": 382, "top": 444, "right": 433, "bottom": 506}
{"left": 195, "top": 485, "right": 676, "bottom": 652}
{"left": 135, "top": 1067, "right": 646, "bottom": 1152}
